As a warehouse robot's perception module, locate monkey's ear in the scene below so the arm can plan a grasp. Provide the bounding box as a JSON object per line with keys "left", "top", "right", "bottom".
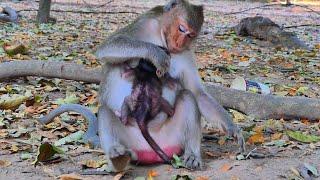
{"left": 164, "top": 0, "right": 183, "bottom": 12}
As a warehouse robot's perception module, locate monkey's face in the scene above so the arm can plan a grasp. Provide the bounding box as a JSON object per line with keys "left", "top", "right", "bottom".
{"left": 165, "top": 17, "right": 197, "bottom": 53}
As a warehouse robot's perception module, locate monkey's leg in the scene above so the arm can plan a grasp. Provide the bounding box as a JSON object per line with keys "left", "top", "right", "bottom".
{"left": 159, "top": 97, "right": 174, "bottom": 117}
{"left": 120, "top": 96, "right": 133, "bottom": 125}
{"left": 98, "top": 106, "right": 133, "bottom": 159}
{"left": 39, "top": 104, "right": 100, "bottom": 147}
{"left": 173, "top": 90, "right": 202, "bottom": 169}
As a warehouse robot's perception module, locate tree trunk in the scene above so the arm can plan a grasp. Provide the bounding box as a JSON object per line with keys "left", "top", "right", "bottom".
{"left": 37, "top": 0, "right": 52, "bottom": 24}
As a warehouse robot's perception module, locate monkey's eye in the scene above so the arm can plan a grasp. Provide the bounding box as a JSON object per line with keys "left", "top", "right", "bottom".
{"left": 178, "top": 25, "right": 187, "bottom": 33}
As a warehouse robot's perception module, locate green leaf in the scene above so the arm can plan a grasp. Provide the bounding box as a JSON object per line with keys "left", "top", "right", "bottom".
{"left": 53, "top": 94, "right": 79, "bottom": 105}
{"left": 297, "top": 86, "right": 309, "bottom": 95}
{"left": 54, "top": 131, "right": 84, "bottom": 146}
{"left": 171, "top": 154, "right": 185, "bottom": 169}
{"left": 265, "top": 140, "right": 290, "bottom": 147}
{"left": 0, "top": 117, "right": 5, "bottom": 127}
{"left": 286, "top": 131, "right": 320, "bottom": 143}
{"left": 20, "top": 153, "right": 33, "bottom": 160}
{"left": 134, "top": 177, "right": 146, "bottom": 180}
{"left": 32, "top": 142, "right": 64, "bottom": 166}
{"left": 0, "top": 46, "right": 5, "bottom": 56}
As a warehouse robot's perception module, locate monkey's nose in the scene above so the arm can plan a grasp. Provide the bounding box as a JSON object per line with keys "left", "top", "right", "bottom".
{"left": 156, "top": 70, "right": 163, "bottom": 77}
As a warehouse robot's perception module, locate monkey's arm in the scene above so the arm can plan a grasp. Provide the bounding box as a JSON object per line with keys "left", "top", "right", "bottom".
{"left": 181, "top": 53, "right": 245, "bottom": 151}
{"left": 95, "top": 36, "right": 170, "bottom": 76}
{"left": 39, "top": 104, "right": 100, "bottom": 147}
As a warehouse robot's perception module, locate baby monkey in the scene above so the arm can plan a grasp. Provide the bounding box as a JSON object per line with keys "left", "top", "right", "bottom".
{"left": 119, "top": 59, "right": 176, "bottom": 163}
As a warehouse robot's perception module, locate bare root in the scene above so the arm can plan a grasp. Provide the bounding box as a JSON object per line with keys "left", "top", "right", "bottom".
{"left": 1, "top": 60, "right": 319, "bottom": 121}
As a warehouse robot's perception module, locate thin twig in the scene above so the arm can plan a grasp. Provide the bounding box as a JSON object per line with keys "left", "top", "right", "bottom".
{"left": 224, "top": 4, "right": 279, "bottom": 15}
{"left": 82, "top": 0, "right": 114, "bottom": 8}
{"left": 18, "top": 9, "right": 140, "bottom": 15}
{"left": 284, "top": 24, "right": 320, "bottom": 28}
{"left": 245, "top": 147, "right": 257, "bottom": 159}
{"left": 293, "top": 4, "right": 320, "bottom": 15}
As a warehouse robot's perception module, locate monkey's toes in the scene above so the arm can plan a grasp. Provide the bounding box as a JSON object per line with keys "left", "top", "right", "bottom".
{"left": 109, "top": 144, "right": 126, "bottom": 158}
{"left": 183, "top": 153, "right": 202, "bottom": 170}
{"left": 227, "top": 126, "right": 246, "bottom": 152}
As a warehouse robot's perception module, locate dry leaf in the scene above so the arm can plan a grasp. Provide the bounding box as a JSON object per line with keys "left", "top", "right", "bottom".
{"left": 218, "top": 137, "right": 226, "bottom": 145}
{"left": 253, "top": 126, "right": 264, "bottom": 133}
{"left": 59, "top": 173, "right": 83, "bottom": 180}
{"left": 255, "top": 166, "right": 263, "bottom": 172}
{"left": 220, "top": 163, "right": 233, "bottom": 172}
{"left": 204, "top": 151, "right": 216, "bottom": 157}
{"left": 301, "top": 118, "right": 310, "bottom": 125}
{"left": 11, "top": 144, "right": 19, "bottom": 152}
{"left": 231, "top": 176, "right": 240, "bottom": 180}
{"left": 248, "top": 133, "right": 265, "bottom": 144}
{"left": 148, "top": 169, "right": 159, "bottom": 179}
{"left": 271, "top": 133, "right": 282, "bottom": 140}
{"left": 113, "top": 172, "right": 125, "bottom": 180}
{"left": 195, "top": 176, "right": 209, "bottom": 180}
{"left": 81, "top": 159, "right": 106, "bottom": 169}
{"left": 239, "top": 56, "right": 249, "bottom": 62}
{"left": 0, "top": 160, "right": 11, "bottom": 167}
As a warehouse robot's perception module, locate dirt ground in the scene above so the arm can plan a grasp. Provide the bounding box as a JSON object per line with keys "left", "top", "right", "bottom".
{"left": 0, "top": 0, "right": 320, "bottom": 179}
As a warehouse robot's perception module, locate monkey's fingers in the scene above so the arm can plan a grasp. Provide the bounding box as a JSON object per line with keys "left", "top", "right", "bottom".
{"left": 226, "top": 126, "right": 246, "bottom": 153}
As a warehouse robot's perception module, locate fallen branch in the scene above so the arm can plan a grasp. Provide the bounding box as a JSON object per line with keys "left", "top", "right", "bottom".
{"left": 225, "top": 3, "right": 319, "bottom": 16}
{"left": 0, "top": 60, "right": 101, "bottom": 83}
{"left": 0, "top": 6, "right": 18, "bottom": 23}
{"left": 0, "top": 60, "right": 319, "bottom": 121}
{"left": 18, "top": 9, "right": 140, "bottom": 15}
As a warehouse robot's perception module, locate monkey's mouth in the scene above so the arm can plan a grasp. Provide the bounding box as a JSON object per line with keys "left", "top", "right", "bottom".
{"left": 169, "top": 44, "right": 183, "bottom": 53}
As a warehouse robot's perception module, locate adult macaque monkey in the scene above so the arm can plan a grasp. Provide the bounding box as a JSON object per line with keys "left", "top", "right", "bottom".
{"left": 41, "top": 0, "right": 245, "bottom": 170}
{"left": 96, "top": 0, "right": 245, "bottom": 169}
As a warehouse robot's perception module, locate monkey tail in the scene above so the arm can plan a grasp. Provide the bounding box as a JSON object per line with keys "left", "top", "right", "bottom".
{"left": 39, "top": 104, "right": 100, "bottom": 147}
{"left": 137, "top": 122, "right": 171, "bottom": 164}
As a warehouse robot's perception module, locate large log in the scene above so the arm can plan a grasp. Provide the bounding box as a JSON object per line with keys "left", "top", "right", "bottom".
{"left": 0, "top": 60, "right": 319, "bottom": 120}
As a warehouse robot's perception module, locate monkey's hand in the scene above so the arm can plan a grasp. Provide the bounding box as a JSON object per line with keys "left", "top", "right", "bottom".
{"left": 148, "top": 46, "right": 171, "bottom": 77}
{"left": 225, "top": 124, "right": 245, "bottom": 153}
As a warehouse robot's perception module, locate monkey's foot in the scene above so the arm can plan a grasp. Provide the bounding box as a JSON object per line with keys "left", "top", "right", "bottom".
{"left": 182, "top": 153, "right": 202, "bottom": 170}
{"left": 109, "top": 144, "right": 127, "bottom": 158}
{"left": 226, "top": 125, "right": 245, "bottom": 153}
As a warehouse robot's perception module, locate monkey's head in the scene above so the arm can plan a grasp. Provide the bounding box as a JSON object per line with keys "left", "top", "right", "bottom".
{"left": 162, "top": 0, "right": 204, "bottom": 53}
